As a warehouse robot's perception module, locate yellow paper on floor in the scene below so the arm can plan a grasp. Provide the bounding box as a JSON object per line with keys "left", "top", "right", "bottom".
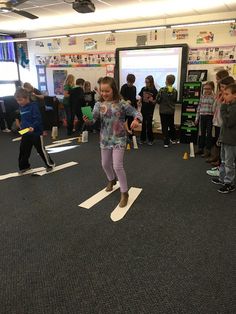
{"left": 19, "top": 128, "right": 30, "bottom": 135}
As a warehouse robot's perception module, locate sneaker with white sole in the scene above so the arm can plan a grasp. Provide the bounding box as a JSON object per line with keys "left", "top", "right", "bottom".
{"left": 2, "top": 128, "right": 11, "bottom": 133}
{"left": 211, "top": 178, "right": 224, "bottom": 185}
{"left": 206, "top": 169, "right": 220, "bottom": 177}
{"left": 164, "top": 145, "right": 169, "bottom": 148}
{"left": 218, "top": 184, "right": 235, "bottom": 194}
{"left": 138, "top": 140, "right": 146, "bottom": 145}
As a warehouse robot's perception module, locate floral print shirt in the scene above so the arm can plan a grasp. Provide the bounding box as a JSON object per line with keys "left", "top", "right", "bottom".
{"left": 93, "top": 99, "right": 142, "bottom": 149}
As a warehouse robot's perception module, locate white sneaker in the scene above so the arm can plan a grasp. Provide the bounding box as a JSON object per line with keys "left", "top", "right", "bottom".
{"left": 206, "top": 169, "right": 220, "bottom": 177}
{"left": 2, "top": 128, "right": 11, "bottom": 133}
{"left": 164, "top": 145, "right": 169, "bottom": 148}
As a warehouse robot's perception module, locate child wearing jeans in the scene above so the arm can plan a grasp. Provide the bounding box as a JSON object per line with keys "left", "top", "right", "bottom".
{"left": 195, "top": 81, "right": 215, "bottom": 157}
{"left": 14, "top": 88, "right": 55, "bottom": 173}
{"left": 157, "top": 74, "right": 178, "bottom": 147}
{"left": 211, "top": 83, "right": 236, "bottom": 193}
{"left": 83, "top": 77, "right": 142, "bottom": 207}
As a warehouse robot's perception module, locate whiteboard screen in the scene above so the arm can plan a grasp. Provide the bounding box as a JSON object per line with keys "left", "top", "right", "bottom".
{"left": 116, "top": 45, "right": 188, "bottom": 101}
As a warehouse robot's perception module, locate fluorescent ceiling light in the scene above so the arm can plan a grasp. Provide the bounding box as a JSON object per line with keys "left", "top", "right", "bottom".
{"left": 115, "top": 26, "right": 166, "bottom": 33}
{"left": 171, "top": 19, "right": 236, "bottom": 28}
{"left": 30, "top": 35, "right": 67, "bottom": 41}
{"left": 69, "top": 31, "right": 111, "bottom": 37}
{"left": 0, "top": 38, "right": 29, "bottom": 43}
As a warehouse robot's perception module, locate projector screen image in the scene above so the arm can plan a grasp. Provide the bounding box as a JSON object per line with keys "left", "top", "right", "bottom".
{"left": 116, "top": 45, "right": 188, "bottom": 101}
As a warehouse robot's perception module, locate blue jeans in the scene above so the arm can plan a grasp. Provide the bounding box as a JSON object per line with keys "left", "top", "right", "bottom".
{"left": 219, "top": 143, "right": 236, "bottom": 185}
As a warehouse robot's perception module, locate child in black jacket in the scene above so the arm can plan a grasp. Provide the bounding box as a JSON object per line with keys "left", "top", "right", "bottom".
{"left": 157, "top": 74, "right": 178, "bottom": 147}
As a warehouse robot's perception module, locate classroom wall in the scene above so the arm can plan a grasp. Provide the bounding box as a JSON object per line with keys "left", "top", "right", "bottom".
{"left": 26, "top": 20, "right": 236, "bottom": 92}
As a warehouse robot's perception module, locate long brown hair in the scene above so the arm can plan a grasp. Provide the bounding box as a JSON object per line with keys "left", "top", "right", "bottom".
{"left": 145, "top": 75, "right": 155, "bottom": 90}
{"left": 100, "top": 76, "right": 120, "bottom": 102}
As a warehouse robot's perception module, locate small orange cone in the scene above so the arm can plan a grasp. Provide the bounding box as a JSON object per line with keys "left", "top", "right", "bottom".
{"left": 183, "top": 152, "right": 189, "bottom": 160}
{"left": 126, "top": 143, "right": 131, "bottom": 150}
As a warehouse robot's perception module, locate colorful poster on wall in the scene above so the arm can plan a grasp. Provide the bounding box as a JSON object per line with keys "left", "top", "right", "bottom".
{"left": 106, "top": 64, "right": 114, "bottom": 77}
{"left": 136, "top": 34, "right": 147, "bottom": 46}
{"left": 36, "top": 65, "right": 48, "bottom": 93}
{"left": 172, "top": 29, "right": 188, "bottom": 40}
{"left": 68, "top": 37, "right": 77, "bottom": 46}
{"left": 188, "top": 45, "right": 236, "bottom": 64}
{"left": 35, "top": 52, "right": 115, "bottom": 67}
{"left": 47, "top": 39, "right": 61, "bottom": 51}
{"left": 106, "top": 33, "right": 116, "bottom": 45}
{"left": 84, "top": 38, "right": 97, "bottom": 51}
{"left": 229, "top": 23, "right": 236, "bottom": 36}
{"left": 53, "top": 70, "right": 67, "bottom": 95}
{"left": 35, "top": 41, "right": 44, "bottom": 47}
{"left": 196, "top": 31, "right": 214, "bottom": 44}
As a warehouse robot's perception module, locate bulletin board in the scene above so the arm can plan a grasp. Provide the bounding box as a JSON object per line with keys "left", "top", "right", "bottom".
{"left": 46, "top": 66, "right": 108, "bottom": 96}
{"left": 187, "top": 45, "right": 236, "bottom": 82}
{"left": 35, "top": 52, "right": 115, "bottom": 96}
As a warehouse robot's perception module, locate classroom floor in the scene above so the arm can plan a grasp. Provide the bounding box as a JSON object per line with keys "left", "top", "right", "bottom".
{"left": 0, "top": 130, "right": 235, "bottom": 314}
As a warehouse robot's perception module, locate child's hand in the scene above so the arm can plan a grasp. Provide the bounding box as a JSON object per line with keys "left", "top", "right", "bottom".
{"left": 130, "top": 119, "right": 140, "bottom": 129}
{"left": 29, "top": 127, "right": 34, "bottom": 132}
{"left": 194, "top": 120, "right": 198, "bottom": 126}
{"left": 83, "top": 115, "right": 90, "bottom": 124}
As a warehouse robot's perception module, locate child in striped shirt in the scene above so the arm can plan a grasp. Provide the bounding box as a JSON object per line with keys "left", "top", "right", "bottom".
{"left": 195, "top": 81, "right": 215, "bottom": 157}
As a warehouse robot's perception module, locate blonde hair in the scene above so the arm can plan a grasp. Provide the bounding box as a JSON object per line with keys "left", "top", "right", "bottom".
{"left": 64, "top": 74, "right": 75, "bottom": 87}
{"left": 23, "top": 82, "right": 33, "bottom": 91}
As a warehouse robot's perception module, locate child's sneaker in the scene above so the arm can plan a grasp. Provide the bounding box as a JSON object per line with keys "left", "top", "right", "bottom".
{"left": 211, "top": 178, "right": 224, "bottom": 185}
{"left": 46, "top": 163, "right": 55, "bottom": 172}
{"left": 164, "top": 144, "right": 169, "bottom": 148}
{"left": 147, "top": 141, "right": 153, "bottom": 146}
{"left": 138, "top": 140, "right": 146, "bottom": 145}
{"left": 18, "top": 167, "right": 31, "bottom": 174}
{"left": 2, "top": 128, "right": 11, "bottom": 133}
{"left": 218, "top": 184, "right": 235, "bottom": 194}
{"left": 206, "top": 168, "right": 220, "bottom": 177}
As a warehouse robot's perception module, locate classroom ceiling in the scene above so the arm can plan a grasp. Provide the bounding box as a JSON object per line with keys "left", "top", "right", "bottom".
{"left": 0, "top": 0, "right": 236, "bottom": 35}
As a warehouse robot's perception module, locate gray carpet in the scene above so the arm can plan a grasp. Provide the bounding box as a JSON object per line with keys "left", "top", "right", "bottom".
{"left": 0, "top": 130, "right": 235, "bottom": 314}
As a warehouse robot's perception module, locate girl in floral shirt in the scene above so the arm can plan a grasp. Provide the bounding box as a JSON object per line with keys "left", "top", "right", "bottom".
{"left": 84, "top": 77, "right": 142, "bottom": 207}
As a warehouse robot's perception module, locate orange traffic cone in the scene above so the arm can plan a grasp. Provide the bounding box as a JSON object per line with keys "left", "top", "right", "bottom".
{"left": 126, "top": 143, "right": 131, "bottom": 150}
{"left": 183, "top": 152, "right": 189, "bottom": 160}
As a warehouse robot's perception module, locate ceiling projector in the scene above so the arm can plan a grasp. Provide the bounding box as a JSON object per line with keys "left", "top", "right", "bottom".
{"left": 72, "top": 0, "right": 95, "bottom": 13}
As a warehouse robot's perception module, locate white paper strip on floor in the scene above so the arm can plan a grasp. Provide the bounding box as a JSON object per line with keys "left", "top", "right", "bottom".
{"left": 32, "top": 161, "right": 78, "bottom": 176}
{"left": 47, "top": 145, "right": 79, "bottom": 154}
{"left": 110, "top": 187, "right": 142, "bottom": 222}
{"left": 12, "top": 137, "right": 22, "bottom": 142}
{"left": 46, "top": 141, "right": 72, "bottom": 149}
{"left": 78, "top": 182, "right": 120, "bottom": 209}
{"left": 0, "top": 167, "right": 45, "bottom": 181}
{"left": 52, "top": 137, "right": 78, "bottom": 144}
